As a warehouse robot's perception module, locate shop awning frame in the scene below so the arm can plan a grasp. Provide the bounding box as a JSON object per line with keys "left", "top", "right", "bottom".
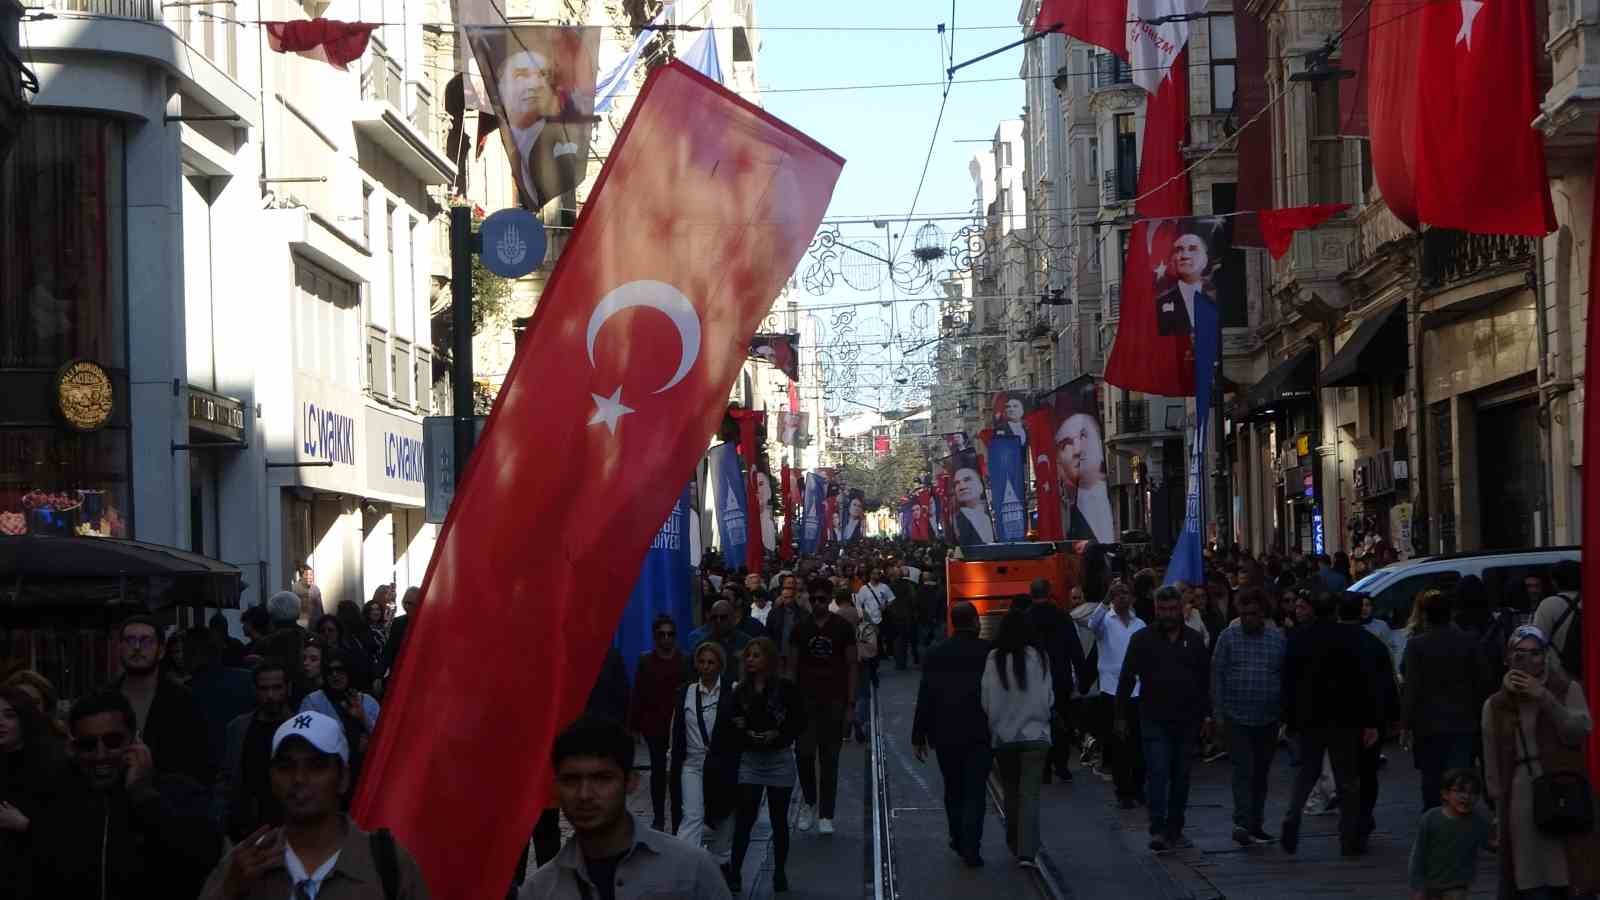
{"left": 1234, "top": 350, "right": 1317, "bottom": 419}
{"left": 0, "top": 536, "right": 242, "bottom": 610}
{"left": 1319, "top": 301, "right": 1408, "bottom": 388}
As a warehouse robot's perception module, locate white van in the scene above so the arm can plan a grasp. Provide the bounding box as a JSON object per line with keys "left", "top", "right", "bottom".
{"left": 1349, "top": 547, "right": 1580, "bottom": 625}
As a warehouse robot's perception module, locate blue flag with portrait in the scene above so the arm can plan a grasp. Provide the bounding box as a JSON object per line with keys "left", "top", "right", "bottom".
{"left": 800, "top": 471, "right": 824, "bottom": 555}
{"left": 987, "top": 433, "right": 1028, "bottom": 542}
{"left": 708, "top": 441, "right": 748, "bottom": 571}
{"left": 614, "top": 484, "right": 695, "bottom": 677}
{"left": 1164, "top": 291, "right": 1219, "bottom": 588}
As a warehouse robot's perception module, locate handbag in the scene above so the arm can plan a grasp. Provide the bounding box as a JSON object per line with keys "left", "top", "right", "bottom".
{"left": 1516, "top": 722, "right": 1595, "bottom": 836}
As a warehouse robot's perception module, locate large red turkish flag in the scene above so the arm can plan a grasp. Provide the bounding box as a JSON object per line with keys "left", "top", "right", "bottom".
{"left": 351, "top": 62, "right": 842, "bottom": 900}
{"left": 1412, "top": 0, "right": 1554, "bottom": 235}
{"left": 1035, "top": 0, "right": 1128, "bottom": 58}
{"left": 1025, "top": 408, "right": 1063, "bottom": 541}
{"left": 1365, "top": 0, "right": 1424, "bottom": 227}
{"left": 1103, "top": 55, "right": 1194, "bottom": 396}
{"left": 1584, "top": 126, "right": 1600, "bottom": 784}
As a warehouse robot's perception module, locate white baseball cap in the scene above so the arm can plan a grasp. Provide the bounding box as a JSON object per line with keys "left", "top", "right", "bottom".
{"left": 271, "top": 711, "right": 350, "bottom": 764}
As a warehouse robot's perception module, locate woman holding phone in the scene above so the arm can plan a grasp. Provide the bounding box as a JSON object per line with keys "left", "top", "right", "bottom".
{"left": 727, "top": 638, "right": 805, "bottom": 894}
{"left": 1482, "top": 625, "right": 1600, "bottom": 898}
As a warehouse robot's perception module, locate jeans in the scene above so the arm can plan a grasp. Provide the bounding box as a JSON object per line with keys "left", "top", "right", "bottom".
{"left": 1107, "top": 695, "right": 1145, "bottom": 801}
{"left": 1284, "top": 727, "right": 1363, "bottom": 845}
{"left": 643, "top": 733, "right": 669, "bottom": 829}
{"left": 1414, "top": 733, "right": 1477, "bottom": 811}
{"left": 676, "top": 762, "right": 734, "bottom": 862}
{"left": 888, "top": 622, "right": 920, "bottom": 668}
{"left": 1224, "top": 720, "right": 1278, "bottom": 831}
{"left": 994, "top": 745, "right": 1048, "bottom": 860}
{"left": 797, "top": 698, "right": 846, "bottom": 818}
{"left": 934, "top": 743, "right": 992, "bottom": 859}
{"left": 1141, "top": 718, "right": 1199, "bottom": 836}
{"left": 731, "top": 784, "right": 792, "bottom": 880}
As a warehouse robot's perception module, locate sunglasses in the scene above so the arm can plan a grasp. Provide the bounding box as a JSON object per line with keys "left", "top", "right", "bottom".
{"left": 656, "top": 630, "right": 676, "bottom": 638}
{"left": 73, "top": 733, "right": 129, "bottom": 753}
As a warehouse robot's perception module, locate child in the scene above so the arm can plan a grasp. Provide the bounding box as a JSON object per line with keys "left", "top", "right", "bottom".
{"left": 1408, "top": 768, "right": 1493, "bottom": 900}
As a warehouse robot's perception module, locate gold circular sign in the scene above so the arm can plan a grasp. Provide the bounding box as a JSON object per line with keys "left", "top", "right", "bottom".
{"left": 56, "top": 360, "right": 115, "bottom": 432}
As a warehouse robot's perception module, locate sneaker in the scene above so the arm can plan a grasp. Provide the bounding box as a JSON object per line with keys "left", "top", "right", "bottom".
{"left": 1233, "top": 826, "right": 1255, "bottom": 847}
{"left": 817, "top": 818, "right": 835, "bottom": 836}
{"left": 1281, "top": 819, "right": 1300, "bottom": 855}
{"left": 1307, "top": 795, "right": 1339, "bottom": 816}
{"left": 1202, "top": 747, "right": 1228, "bottom": 763}
{"left": 1249, "top": 828, "right": 1276, "bottom": 844}
{"left": 1018, "top": 857, "right": 1039, "bottom": 870}
{"left": 797, "top": 803, "right": 816, "bottom": 832}
{"left": 1148, "top": 835, "right": 1170, "bottom": 853}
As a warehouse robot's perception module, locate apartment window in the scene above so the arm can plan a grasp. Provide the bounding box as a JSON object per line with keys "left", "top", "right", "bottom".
{"left": 361, "top": 184, "right": 373, "bottom": 247}
{"left": 732, "top": 27, "right": 752, "bottom": 61}
{"left": 1089, "top": 137, "right": 1099, "bottom": 177}
{"left": 393, "top": 338, "right": 413, "bottom": 406}
{"left": 385, "top": 202, "right": 398, "bottom": 339}
{"left": 415, "top": 349, "right": 432, "bottom": 413}
{"left": 1210, "top": 183, "right": 1248, "bottom": 327}
{"left": 293, "top": 259, "right": 359, "bottom": 387}
{"left": 1114, "top": 114, "right": 1137, "bottom": 200}
{"left": 366, "top": 325, "right": 387, "bottom": 392}
{"left": 1210, "top": 17, "right": 1237, "bottom": 113}
{"left": 408, "top": 217, "right": 419, "bottom": 339}
{"left": 1309, "top": 80, "right": 1343, "bottom": 205}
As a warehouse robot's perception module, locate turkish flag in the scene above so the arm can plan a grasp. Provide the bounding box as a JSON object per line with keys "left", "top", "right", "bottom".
{"left": 351, "top": 63, "right": 842, "bottom": 900}
{"left": 1035, "top": 0, "right": 1127, "bottom": 58}
{"left": 1025, "top": 408, "right": 1063, "bottom": 541}
{"left": 1257, "top": 204, "right": 1352, "bottom": 260}
{"left": 1365, "top": 0, "right": 1423, "bottom": 227}
{"left": 263, "top": 19, "right": 378, "bottom": 70}
{"left": 1412, "top": 0, "right": 1554, "bottom": 236}
{"left": 1584, "top": 125, "right": 1600, "bottom": 784}
{"left": 731, "top": 406, "right": 764, "bottom": 574}
{"left": 1103, "top": 56, "right": 1194, "bottom": 397}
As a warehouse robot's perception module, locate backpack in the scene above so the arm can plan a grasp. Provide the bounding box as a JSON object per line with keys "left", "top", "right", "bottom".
{"left": 371, "top": 828, "right": 399, "bottom": 900}
{"left": 1552, "top": 593, "right": 1583, "bottom": 680}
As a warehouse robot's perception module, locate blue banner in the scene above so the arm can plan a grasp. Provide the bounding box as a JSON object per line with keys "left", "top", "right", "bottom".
{"left": 708, "top": 442, "right": 748, "bottom": 570}
{"left": 988, "top": 433, "right": 1028, "bottom": 542}
{"left": 1164, "top": 292, "right": 1219, "bottom": 588}
{"left": 614, "top": 484, "right": 695, "bottom": 679}
{"left": 800, "top": 472, "right": 824, "bottom": 555}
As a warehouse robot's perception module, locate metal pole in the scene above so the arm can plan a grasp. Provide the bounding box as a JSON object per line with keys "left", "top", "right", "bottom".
{"left": 1215, "top": 306, "right": 1229, "bottom": 551}
{"left": 451, "top": 205, "right": 476, "bottom": 486}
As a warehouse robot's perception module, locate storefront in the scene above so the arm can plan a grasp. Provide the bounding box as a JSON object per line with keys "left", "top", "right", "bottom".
{"left": 1232, "top": 350, "right": 1317, "bottom": 555}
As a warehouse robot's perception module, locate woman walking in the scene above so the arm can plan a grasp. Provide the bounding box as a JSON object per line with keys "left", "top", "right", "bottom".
{"left": 981, "top": 605, "right": 1054, "bottom": 869}
{"left": 1482, "top": 625, "right": 1600, "bottom": 899}
{"left": 670, "top": 641, "right": 740, "bottom": 880}
{"left": 727, "top": 637, "right": 806, "bottom": 894}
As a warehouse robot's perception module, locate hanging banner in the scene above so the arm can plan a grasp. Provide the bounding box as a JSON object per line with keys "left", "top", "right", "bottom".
{"left": 748, "top": 333, "right": 800, "bottom": 381}
{"left": 1164, "top": 272, "right": 1221, "bottom": 587}
{"left": 801, "top": 471, "right": 825, "bottom": 555}
{"left": 838, "top": 488, "right": 866, "bottom": 544}
{"left": 460, "top": 25, "right": 601, "bottom": 212}
{"left": 992, "top": 391, "right": 1032, "bottom": 445}
{"left": 708, "top": 441, "right": 748, "bottom": 569}
{"left": 912, "top": 487, "right": 933, "bottom": 542}
{"left": 1024, "top": 407, "right": 1062, "bottom": 541}
{"left": 899, "top": 498, "right": 913, "bottom": 538}
{"left": 613, "top": 484, "right": 694, "bottom": 678}
{"left": 1039, "top": 376, "right": 1114, "bottom": 544}
{"left": 988, "top": 433, "right": 1028, "bottom": 542}
{"left": 946, "top": 449, "right": 994, "bottom": 546}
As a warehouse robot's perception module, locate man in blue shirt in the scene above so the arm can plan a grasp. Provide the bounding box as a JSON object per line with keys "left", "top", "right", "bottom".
{"left": 1211, "top": 588, "right": 1288, "bottom": 846}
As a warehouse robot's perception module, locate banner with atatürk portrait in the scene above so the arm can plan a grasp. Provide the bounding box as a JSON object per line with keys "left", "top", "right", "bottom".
{"left": 460, "top": 24, "right": 600, "bottom": 212}
{"left": 748, "top": 333, "right": 800, "bottom": 381}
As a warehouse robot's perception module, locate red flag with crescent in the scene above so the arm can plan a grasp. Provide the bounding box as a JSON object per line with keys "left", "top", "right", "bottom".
{"left": 351, "top": 62, "right": 842, "bottom": 900}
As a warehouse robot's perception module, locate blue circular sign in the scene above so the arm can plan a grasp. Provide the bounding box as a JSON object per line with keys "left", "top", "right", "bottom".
{"left": 478, "top": 208, "right": 546, "bottom": 279}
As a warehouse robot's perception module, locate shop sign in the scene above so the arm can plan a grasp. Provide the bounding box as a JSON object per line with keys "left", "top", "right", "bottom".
{"left": 56, "top": 359, "right": 114, "bottom": 432}
{"left": 292, "top": 375, "right": 363, "bottom": 494}
{"left": 365, "top": 407, "right": 427, "bottom": 504}
{"left": 188, "top": 387, "right": 247, "bottom": 442}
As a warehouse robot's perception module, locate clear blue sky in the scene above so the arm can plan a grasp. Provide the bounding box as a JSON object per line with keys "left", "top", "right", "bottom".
{"left": 753, "top": 0, "right": 1025, "bottom": 414}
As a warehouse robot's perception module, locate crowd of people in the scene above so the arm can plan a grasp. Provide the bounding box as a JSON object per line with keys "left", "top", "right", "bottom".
{"left": 0, "top": 540, "right": 1591, "bottom": 900}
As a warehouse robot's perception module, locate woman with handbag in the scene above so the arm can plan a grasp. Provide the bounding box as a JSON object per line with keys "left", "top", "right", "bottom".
{"left": 669, "top": 641, "right": 740, "bottom": 882}
{"left": 1482, "top": 624, "right": 1600, "bottom": 899}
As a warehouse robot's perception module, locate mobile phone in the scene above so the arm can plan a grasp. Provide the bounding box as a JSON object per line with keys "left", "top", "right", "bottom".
{"left": 1510, "top": 657, "right": 1535, "bottom": 675}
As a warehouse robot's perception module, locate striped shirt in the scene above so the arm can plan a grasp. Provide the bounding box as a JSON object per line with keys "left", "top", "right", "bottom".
{"left": 1210, "top": 621, "right": 1288, "bottom": 727}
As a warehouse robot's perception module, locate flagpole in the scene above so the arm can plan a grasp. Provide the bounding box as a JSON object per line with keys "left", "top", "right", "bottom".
{"left": 450, "top": 204, "right": 476, "bottom": 485}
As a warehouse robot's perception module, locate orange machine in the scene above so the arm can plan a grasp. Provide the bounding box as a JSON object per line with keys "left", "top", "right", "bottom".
{"left": 946, "top": 541, "right": 1089, "bottom": 637}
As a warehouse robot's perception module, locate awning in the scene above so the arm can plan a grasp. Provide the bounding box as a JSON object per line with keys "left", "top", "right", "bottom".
{"left": 1234, "top": 350, "right": 1316, "bottom": 419}
{"left": 0, "top": 536, "right": 242, "bottom": 610}
{"left": 1319, "top": 302, "right": 1407, "bottom": 387}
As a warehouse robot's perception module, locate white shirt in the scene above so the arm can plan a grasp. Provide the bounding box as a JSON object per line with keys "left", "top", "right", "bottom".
{"left": 681, "top": 682, "right": 720, "bottom": 766}
{"left": 285, "top": 846, "right": 340, "bottom": 899}
{"left": 1177, "top": 280, "right": 1202, "bottom": 328}
{"left": 1084, "top": 603, "right": 1146, "bottom": 699}
{"left": 1075, "top": 482, "right": 1115, "bottom": 544}
{"left": 959, "top": 506, "right": 995, "bottom": 544}
{"left": 855, "top": 583, "right": 890, "bottom": 625}
{"left": 750, "top": 603, "right": 771, "bottom": 627}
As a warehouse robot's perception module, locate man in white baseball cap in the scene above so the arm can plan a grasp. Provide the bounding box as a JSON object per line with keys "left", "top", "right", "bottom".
{"left": 198, "top": 710, "right": 431, "bottom": 899}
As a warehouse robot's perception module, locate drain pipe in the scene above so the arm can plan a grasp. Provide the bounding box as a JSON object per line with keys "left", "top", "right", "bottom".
{"left": 1529, "top": 243, "right": 1552, "bottom": 545}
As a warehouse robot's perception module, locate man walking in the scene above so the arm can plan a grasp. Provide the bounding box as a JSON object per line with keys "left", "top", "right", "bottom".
{"left": 1084, "top": 580, "right": 1146, "bottom": 807}
{"left": 1401, "top": 588, "right": 1486, "bottom": 811}
{"left": 221, "top": 659, "right": 295, "bottom": 841}
{"left": 1117, "top": 586, "right": 1212, "bottom": 851}
{"left": 1210, "top": 587, "right": 1287, "bottom": 846}
{"left": 889, "top": 562, "right": 922, "bottom": 669}
{"left": 1280, "top": 590, "right": 1383, "bottom": 856}
{"left": 1020, "top": 579, "right": 1090, "bottom": 783}
{"left": 912, "top": 602, "right": 992, "bottom": 868}
{"left": 1344, "top": 592, "right": 1399, "bottom": 850}
{"left": 115, "top": 615, "right": 214, "bottom": 784}
{"left": 790, "top": 577, "right": 858, "bottom": 836}
{"left": 688, "top": 601, "right": 752, "bottom": 689}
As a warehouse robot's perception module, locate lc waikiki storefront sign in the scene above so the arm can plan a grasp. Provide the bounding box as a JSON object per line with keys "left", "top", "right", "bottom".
{"left": 291, "top": 376, "right": 426, "bottom": 505}
{"left": 303, "top": 403, "right": 357, "bottom": 464}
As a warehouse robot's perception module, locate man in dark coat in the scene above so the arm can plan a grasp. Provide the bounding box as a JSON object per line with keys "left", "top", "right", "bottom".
{"left": 1018, "top": 579, "right": 1091, "bottom": 782}
{"left": 912, "top": 602, "right": 992, "bottom": 868}
{"left": 114, "top": 616, "right": 214, "bottom": 785}
{"left": 31, "top": 692, "right": 220, "bottom": 899}
{"left": 1401, "top": 588, "right": 1489, "bottom": 811}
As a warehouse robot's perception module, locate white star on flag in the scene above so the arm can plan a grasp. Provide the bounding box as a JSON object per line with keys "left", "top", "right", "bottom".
{"left": 588, "top": 386, "right": 634, "bottom": 433}
{"left": 1154, "top": 260, "right": 1168, "bottom": 280}
{"left": 1457, "top": 0, "right": 1485, "bottom": 48}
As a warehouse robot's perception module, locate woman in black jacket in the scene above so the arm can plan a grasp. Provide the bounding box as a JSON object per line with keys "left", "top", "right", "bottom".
{"left": 727, "top": 637, "right": 806, "bottom": 894}
{"left": 0, "top": 685, "right": 65, "bottom": 900}
{"left": 669, "top": 642, "right": 741, "bottom": 873}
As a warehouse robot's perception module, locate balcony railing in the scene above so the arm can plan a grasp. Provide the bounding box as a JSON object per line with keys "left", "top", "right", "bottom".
{"left": 43, "top": 0, "right": 155, "bottom": 19}
{"left": 1347, "top": 198, "right": 1414, "bottom": 271}
{"left": 1105, "top": 282, "right": 1121, "bottom": 321}
{"left": 407, "top": 81, "right": 433, "bottom": 138}
{"left": 1094, "top": 52, "right": 1133, "bottom": 89}
{"left": 1419, "top": 229, "right": 1536, "bottom": 290}
{"left": 1102, "top": 169, "right": 1134, "bottom": 206}
{"left": 1115, "top": 401, "right": 1148, "bottom": 434}
{"left": 361, "top": 39, "right": 403, "bottom": 110}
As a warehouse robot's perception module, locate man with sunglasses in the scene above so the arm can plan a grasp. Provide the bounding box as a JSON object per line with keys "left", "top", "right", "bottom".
{"left": 115, "top": 614, "right": 214, "bottom": 784}
{"left": 299, "top": 649, "right": 381, "bottom": 792}
{"left": 687, "top": 600, "right": 751, "bottom": 690}
{"left": 32, "top": 691, "right": 220, "bottom": 898}
{"left": 200, "top": 710, "right": 431, "bottom": 899}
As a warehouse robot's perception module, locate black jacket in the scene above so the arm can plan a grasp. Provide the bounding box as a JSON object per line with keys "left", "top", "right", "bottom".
{"left": 0, "top": 741, "right": 65, "bottom": 900}
{"left": 31, "top": 770, "right": 221, "bottom": 900}
{"left": 1027, "top": 602, "right": 1093, "bottom": 703}
{"left": 380, "top": 613, "right": 412, "bottom": 678}
{"left": 1117, "top": 623, "right": 1211, "bottom": 725}
{"left": 911, "top": 632, "right": 992, "bottom": 748}
{"left": 1361, "top": 626, "right": 1401, "bottom": 729}
{"left": 1282, "top": 619, "right": 1385, "bottom": 730}
{"left": 117, "top": 676, "right": 214, "bottom": 785}
{"left": 585, "top": 646, "right": 632, "bottom": 724}
{"left": 1401, "top": 624, "right": 1487, "bottom": 736}
{"left": 728, "top": 677, "right": 806, "bottom": 753}
{"left": 668, "top": 680, "right": 742, "bottom": 829}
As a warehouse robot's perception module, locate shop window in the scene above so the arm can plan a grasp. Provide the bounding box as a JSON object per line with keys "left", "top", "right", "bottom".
{"left": 0, "top": 429, "right": 130, "bottom": 538}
